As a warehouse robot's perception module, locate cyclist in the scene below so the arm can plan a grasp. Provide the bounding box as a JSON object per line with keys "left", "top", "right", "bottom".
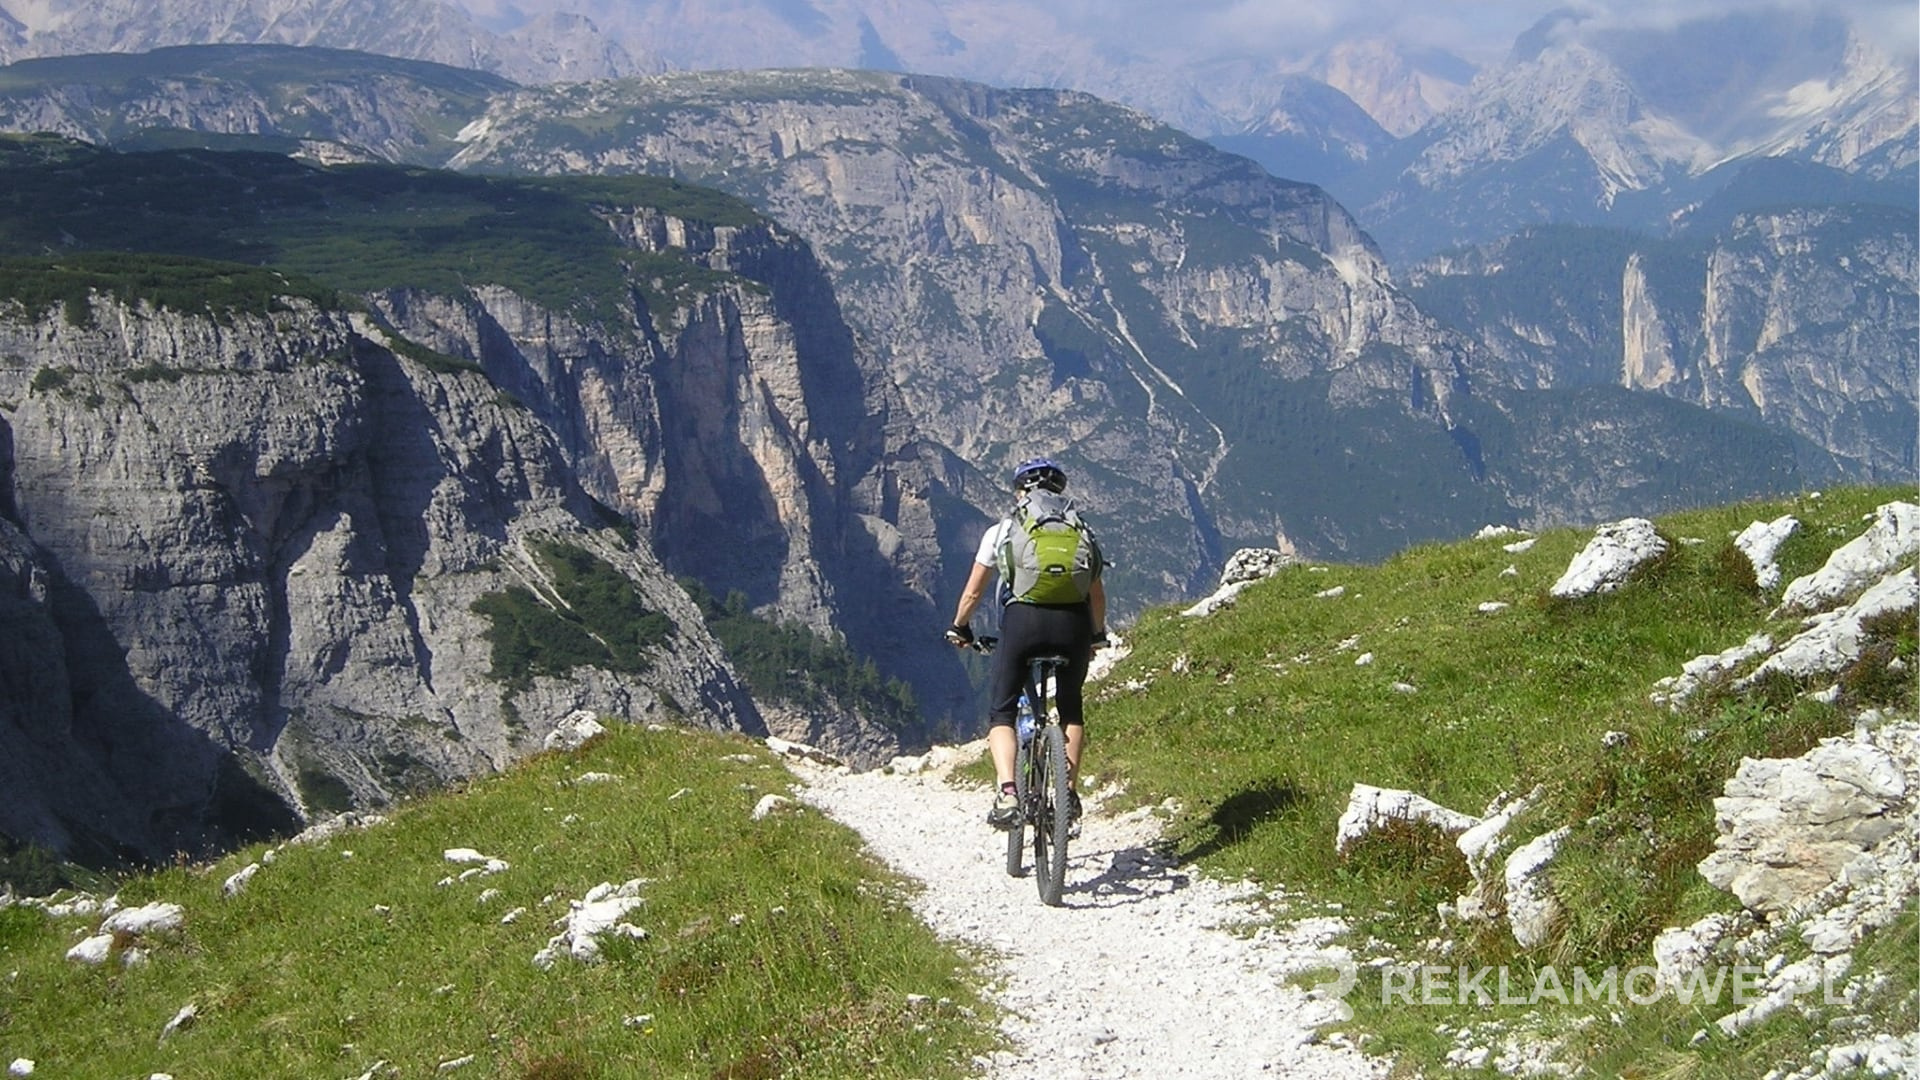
{"left": 946, "top": 458, "right": 1108, "bottom": 829}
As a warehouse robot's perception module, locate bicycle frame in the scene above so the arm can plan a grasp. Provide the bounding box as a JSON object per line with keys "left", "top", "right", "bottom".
{"left": 962, "top": 635, "right": 1075, "bottom": 905}
{"left": 1015, "top": 652, "right": 1073, "bottom": 906}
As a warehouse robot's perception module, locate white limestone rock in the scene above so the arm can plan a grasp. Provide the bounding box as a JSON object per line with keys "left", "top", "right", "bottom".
{"left": 1219, "top": 547, "right": 1294, "bottom": 586}
{"left": 764, "top": 736, "right": 845, "bottom": 768}
{"left": 1776, "top": 502, "right": 1920, "bottom": 615}
{"left": 444, "top": 849, "right": 509, "bottom": 877}
{"left": 543, "top": 710, "right": 606, "bottom": 752}
{"left": 1334, "top": 784, "right": 1479, "bottom": 855}
{"left": 1651, "top": 632, "right": 1774, "bottom": 709}
{"left": 752, "top": 793, "right": 795, "bottom": 820}
{"left": 1699, "top": 739, "right": 1907, "bottom": 916}
{"left": 1734, "top": 515, "right": 1800, "bottom": 591}
{"left": 159, "top": 1003, "right": 197, "bottom": 1042}
{"left": 1714, "top": 954, "right": 1851, "bottom": 1037}
{"left": 1504, "top": 828, "right": 1570, "bottom": 949}
{"left": 1653, "top": 913, "right": 1736, "bottom": 991}
{"left": 101, "top": 903, "right": 184, "bottom": 938}
{"left": 532, "top": 879, "right": 650, "bottom": 968}
{"left": 65, "top": 934, "right": 115, "bottom": 965}
{"left": 1457, "top": 785, "right": 1545, "bottom": 883}
{"left": 1550, "top": 518, "right": 1667, "bottom": 599}
{"left": 222, "top": 863, "right": 261, "bottom": 897}
{"left": 1741, "top": 568, "right": 1917, "bottom": 687}
{"left": 1181, "top": 548, "right": 1292, "bottom": 617}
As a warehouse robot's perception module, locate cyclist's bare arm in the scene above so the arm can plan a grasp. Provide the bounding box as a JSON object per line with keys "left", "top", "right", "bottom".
{"left": 950, "top": 560, "right": 995, "bottom": 643}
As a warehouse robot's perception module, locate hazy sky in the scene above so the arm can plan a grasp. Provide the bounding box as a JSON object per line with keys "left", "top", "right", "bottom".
{"left": 1082, "top": 0, "right": 1920, "bottom": 63}
{"left": 453, "top": 0, "right": 1920, "bottom": 74}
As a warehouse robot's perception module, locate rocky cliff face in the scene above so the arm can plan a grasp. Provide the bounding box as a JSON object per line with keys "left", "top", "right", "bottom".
{"left": 1412, "top": 204, "right": 1917, "bottom": 484}
{"left": 447, "top": 70, "right": 1494, "bottom": 591}
{"left": 0, "top": 292, "right": 761, "bottom": 861}
{"left": 368, "top": 205, "right": 970, "bottom": 747}
{"left": 0, "top": 50, "right": 1905, "bottom": 810}
{"left": 1623, "top": 207, "right": 1917, "bottom": 478}
{"left": 3, "top": 49, "right": 1878, "bottom": 580}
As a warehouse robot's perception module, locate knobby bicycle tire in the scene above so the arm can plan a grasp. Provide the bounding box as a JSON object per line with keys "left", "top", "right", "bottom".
{"left": 1028, "top": 726, "right": 1053, "bottom": 902}
{"left": 1036, "top": 721, "right": 1070, "bottom": 906}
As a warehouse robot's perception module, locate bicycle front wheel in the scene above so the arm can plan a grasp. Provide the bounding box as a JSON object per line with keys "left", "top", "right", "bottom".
{"left": 1034, "top": 722, "right": 1070, "bottom": 906}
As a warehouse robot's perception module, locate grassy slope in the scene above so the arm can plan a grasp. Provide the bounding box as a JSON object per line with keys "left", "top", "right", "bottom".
{"left": 4, "top": 487, "right": 1912, "bottom": 1078}
{"left": 1085, "top": 483, "right": 1918, "bottom": 1074}
{"left": 0, "top": 727, "right": 994, "bottom": 1079}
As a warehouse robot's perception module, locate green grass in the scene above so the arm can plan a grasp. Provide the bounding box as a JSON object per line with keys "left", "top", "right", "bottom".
{"left": 0, "top": 726, "right": 995, "bottom": 1078}
{"left": 0, "top": 252, "right": 341, "bottom": 326}
{"left": 681, "top": 580, "right": 921, "bottom": 732}
{"left": 1082, "top": 483, "right": 1918, "bottom": 1073}
{"left": 0, "top": 137, "right": 765, "bottom": 337}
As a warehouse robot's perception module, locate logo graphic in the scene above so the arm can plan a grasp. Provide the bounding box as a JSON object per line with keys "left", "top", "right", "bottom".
{"left": 1309, "top": 955, "right": 1359, "bottom": 1022}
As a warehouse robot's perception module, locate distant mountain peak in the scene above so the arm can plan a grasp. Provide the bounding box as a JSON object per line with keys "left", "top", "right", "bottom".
{"left": 1307, "top": 37, "right": 1476, "bottom": 137}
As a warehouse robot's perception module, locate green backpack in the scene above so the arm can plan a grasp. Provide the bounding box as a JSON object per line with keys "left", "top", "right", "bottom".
{"left": 998, "top": 489, "right": 1102, "bottom": 605}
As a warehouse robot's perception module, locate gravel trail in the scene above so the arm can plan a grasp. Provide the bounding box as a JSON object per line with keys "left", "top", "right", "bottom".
{"left": 788, "top": 743, "right": 1387, "bottom": 1078}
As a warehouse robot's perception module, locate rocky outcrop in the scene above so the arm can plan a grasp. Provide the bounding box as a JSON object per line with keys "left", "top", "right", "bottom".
{"left": 1647, "top": 502, "right": 1920, "bottom": 707}
{"left": 0, "top": 292, "right": 759, "bottom": 861}
{"left": 1334, "top": 784, "right": 1479, "bottom": 855}
{"left": 1735, "top": 515, "right": 1800, "bottom": 592}
{"left": 1776, "top": 502, "right": 1920, "bottom": 615}
{"left": 1182, "top": 547, "right": 1295, "bottom": 618}
{"left": 1699, "top": 730, "right": 1911, "bottom": 916}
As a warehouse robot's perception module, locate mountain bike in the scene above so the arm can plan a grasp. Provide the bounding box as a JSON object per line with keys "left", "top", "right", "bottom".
{"left": 970, "top": 636, "right": 1074, "bottom": 907}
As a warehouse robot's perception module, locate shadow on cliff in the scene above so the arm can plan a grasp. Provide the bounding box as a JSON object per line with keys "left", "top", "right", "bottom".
{"left": 27, "top": 563, "right": 299, "bottom": 865}
{"left": 647, "top": 236, "right": 980, "bottom": 747}
{"left": 760, "top": 260, "right": 981, "bottom": 747}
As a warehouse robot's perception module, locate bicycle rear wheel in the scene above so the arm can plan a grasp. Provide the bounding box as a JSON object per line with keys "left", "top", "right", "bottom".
{"left": 1005, "top": 737, "right": 1028, "bottom": 877}
{"left": 1034, "top": 722, "right": 1070, "bottom": 906}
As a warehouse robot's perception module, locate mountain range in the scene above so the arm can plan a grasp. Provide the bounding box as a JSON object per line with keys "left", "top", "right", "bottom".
{"left": 0, "top": 0, "right": 1909, "bottom": 264}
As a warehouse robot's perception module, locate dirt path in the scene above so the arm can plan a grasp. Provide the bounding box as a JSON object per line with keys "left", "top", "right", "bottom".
{"left": 787, "top": 743, "right": 1387, "bottom": 1078}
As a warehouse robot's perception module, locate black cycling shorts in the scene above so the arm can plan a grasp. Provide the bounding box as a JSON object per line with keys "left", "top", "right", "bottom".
{"left": 987, "top": 601, "right": 1091, "bottom": 729}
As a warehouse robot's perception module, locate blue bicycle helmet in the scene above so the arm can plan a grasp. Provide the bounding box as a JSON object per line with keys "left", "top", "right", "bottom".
{"left": 1012, "top": 457, "right": 1067, "bottom": 493}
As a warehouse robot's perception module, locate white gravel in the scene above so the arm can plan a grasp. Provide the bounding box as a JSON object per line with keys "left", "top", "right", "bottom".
{"left": 788, "top": 742, "right": 1388, "bottom": 1078}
